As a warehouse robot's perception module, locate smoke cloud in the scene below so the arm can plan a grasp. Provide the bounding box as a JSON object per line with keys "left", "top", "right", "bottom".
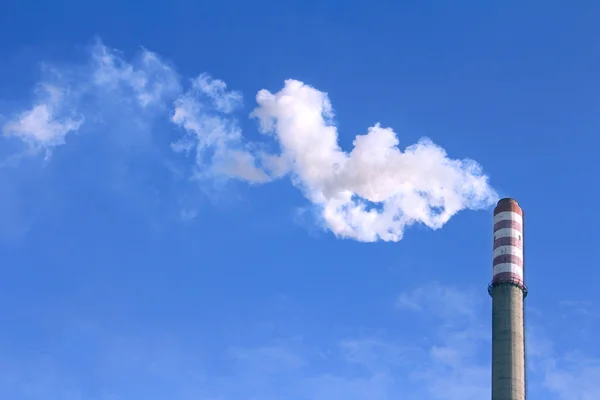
{"left": 1, "top": 41, "right": 498, "bottom": 242}
{"left": 247, "top": 80, "right": 498, "bottom": 242}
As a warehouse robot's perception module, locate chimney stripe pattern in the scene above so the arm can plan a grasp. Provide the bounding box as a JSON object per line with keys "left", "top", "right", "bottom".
{"left": 492, "top": 201, "right": 524, "bottom": 285}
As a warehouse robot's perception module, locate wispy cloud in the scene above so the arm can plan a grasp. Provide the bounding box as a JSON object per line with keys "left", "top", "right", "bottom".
{"left": 91, "top": 42, "right": 181, "bottom": 109}
{"left": 2, "top": 83, "right": 83, "bottom": 155}
{"left": 0, "top": 282, "right": 597, "bottom": 400}
{"left": 396, "top": 283, "right": 600, "bottom": 400}
{"left": 540, "top": 353, "right": 600, "bottom": 400}
{"left": 170, "top": 73, "right": 270, "bottom": 184}
{"left": 0, "top": 284, "right": 487, "bottom": 400}
{"left": 395, "top": 283, "right": 490, "bottom": 399}
{"left": 1, "top": 39, "right": 498, "bottom": 242}
{"left": 527, "top": 317, "right": 600, "bottom": 400}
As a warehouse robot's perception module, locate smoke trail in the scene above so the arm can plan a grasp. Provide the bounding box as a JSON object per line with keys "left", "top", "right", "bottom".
{"left": 1, "top": 42, "right": 498, "bottom": 241}
{"left": 247, "top": 80, "right": 498, "bottom": 242}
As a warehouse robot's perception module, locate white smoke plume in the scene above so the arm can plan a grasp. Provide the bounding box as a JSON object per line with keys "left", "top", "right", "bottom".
{"left": 1, "top": 41, "right": 498, "bottom": 242}
{"left": 247, "top": 80, "right": 498, "bottom": 242}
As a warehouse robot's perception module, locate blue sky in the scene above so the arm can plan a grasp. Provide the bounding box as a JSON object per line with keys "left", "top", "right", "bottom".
{"left": 1, "top": 1, "right": 599, "bottom": 399}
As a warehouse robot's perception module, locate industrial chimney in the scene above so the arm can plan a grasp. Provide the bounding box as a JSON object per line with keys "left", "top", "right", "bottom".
{"left": 488, "top": 198, "right": 527, "bottom": 400}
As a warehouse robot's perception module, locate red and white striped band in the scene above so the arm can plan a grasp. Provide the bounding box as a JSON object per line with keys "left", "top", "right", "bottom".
{"left": 492, "top": 199, "right": 524, "bottom": 285}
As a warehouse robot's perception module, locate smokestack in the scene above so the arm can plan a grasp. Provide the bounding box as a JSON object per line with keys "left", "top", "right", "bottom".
{"left": 488, "top": 198, "right": 527, "bottom": 400}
